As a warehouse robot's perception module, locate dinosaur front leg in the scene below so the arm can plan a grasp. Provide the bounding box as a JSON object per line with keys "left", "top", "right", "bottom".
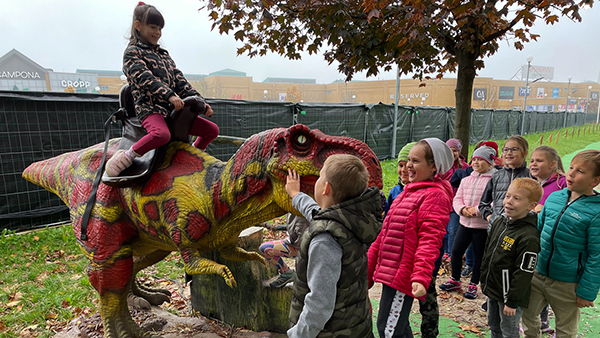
{"left": 219, "top": 243, "right": 267, "bottom": 265}
{"left": 180, "top": 249, "right": 237, "bottom": 288}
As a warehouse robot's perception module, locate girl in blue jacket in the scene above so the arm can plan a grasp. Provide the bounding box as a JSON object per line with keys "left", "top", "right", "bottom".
{"left": 522, "top": 150, "right": 600, "bottom": 338}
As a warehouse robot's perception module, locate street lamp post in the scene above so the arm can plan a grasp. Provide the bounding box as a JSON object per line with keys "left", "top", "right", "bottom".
{"left": 352, "top": 94, "right": 356, "bottom": 102}
{"left": 564, "top": 76, "right": 572, "bottom": 127}
{"left": 521, "top": 56, "right": 533, "bottom": 134}
{"left": 544, "top": 93, "right": 547, "bottom": 111}
{"left": 509, "top": 99, "right": 512, "bottom": 110}
{"left": 263, "top": 90, "right": 268, "bottom": 100}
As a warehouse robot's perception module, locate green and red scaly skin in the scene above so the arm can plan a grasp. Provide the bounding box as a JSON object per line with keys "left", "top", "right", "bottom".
{"left": 22, "top": 124, "right": 382, "bottom": 338}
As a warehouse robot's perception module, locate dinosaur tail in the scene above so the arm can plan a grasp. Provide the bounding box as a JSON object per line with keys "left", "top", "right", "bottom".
{"left": 22, "top": 140, "right": 120, "bottom": 204}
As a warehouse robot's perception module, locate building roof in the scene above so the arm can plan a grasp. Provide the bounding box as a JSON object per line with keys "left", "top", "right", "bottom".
{"left": 77, "top": 69, "right": 124, "bottom": 77}
{"left": 208, "top": 68, "right": 247, "bottom": 77}
{"left": 0, "top": 49, "right": 53, "bottom": 73}
{"left": 263, "top": 77, "right": 316, "bottom": 84}
{"left": 77, "top": 69, "right": 207, "bottom": 81}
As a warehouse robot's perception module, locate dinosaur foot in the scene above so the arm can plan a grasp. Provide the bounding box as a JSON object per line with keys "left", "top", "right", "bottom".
{"left": 102, "top": 312, "right": 155, "bottom": 338}
{"left": 128, "top": 279, "right": 171, "bottom": 310}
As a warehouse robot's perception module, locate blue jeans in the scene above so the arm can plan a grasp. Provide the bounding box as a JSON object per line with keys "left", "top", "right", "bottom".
{"left": 466, "top": 244, "right": 474, "bottom": 267}
{"left": 443, "top": 212, "right": 460, "bottom": 255}
{"left": 488, "top": 298, "right": 523, "bottom": 338}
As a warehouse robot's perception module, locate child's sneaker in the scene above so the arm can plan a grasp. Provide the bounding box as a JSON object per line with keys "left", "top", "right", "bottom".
{"left": 461, "top": 265, "right": 474, "bottom": 277}
{"left": 541, "top": 320, "right": 551, "bottom": 333}
{"left": 105, "top": 149, "right": 138, "bottom": 177}
{"left": 439, "top": 277, "right": 461, "bottom": 291}
{"left": 442, "top": 253, "right": 450, "bottom": 261}
{"left": 464, "top": 283, "right": 478, "bottom": 299}
{"left": 269, "top": 270, "right": 295, "bottom": 288}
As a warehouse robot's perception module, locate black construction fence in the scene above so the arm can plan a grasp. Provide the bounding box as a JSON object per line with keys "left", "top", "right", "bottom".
{"left": 0, "top": 91, "right": 590, "bottom": 231}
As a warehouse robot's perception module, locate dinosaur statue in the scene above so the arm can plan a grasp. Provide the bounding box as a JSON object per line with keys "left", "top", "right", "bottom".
{"left": 22, "top": 124, "right": 383, "bottom": 338}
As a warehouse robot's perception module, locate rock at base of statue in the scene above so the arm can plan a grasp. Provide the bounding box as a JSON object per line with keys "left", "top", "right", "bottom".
{"left": 190, "top": 226, "right": 292, "bottom": 333}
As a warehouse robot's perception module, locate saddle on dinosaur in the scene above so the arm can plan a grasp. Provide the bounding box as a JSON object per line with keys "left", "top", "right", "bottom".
{"left": 22, "top": 123, "right": 383, "bottom": 338}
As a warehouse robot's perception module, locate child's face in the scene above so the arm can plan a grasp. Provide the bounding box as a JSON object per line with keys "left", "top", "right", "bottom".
{"left": 502, "top": 140, "right": 526, "bottom": 168}
{"left": 529, "top": 150, "right": 555, "bottom": 181}
{"left": 503, "top": 185, "right": 537, "bottom": 220}
{"left": 471, "top": 157, "right": 491, "bottom": 174}
{"left": 451, "top": 147, "right": 460, "bottom": 162}
{"left": 314, "top": 165, "right": 328, "bottom": 207}
{"left": 566, "top": 159, "right": 600, "bottom": 196}
{"left": 135, "top": 21, "right": 162, "bottom": 46}
{"left": 407, "top": 145, "right": 436, "bottom": 183}
{"left": 398, "top": 160, "right": 409, "bottom": 184}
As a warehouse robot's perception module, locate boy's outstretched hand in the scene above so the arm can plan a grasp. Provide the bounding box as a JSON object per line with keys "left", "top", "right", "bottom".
{"left": 577, "top": 296, "right": 594, "bottom": 308}
{"left": 412, "top": 282, "right": 426, "bottom": 298}
{"left": 503, "top": 305, "right": 516, "bottom": 316}
{"left": 286, "top": 169, "right": 301, "bottom": 198}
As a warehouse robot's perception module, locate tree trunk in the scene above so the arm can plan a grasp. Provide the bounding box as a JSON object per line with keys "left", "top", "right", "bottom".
{"left": 454, "top": 50, "right": 477, "bottom": 158}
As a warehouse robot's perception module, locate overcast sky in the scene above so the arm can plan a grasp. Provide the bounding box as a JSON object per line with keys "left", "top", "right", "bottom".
{"left": 2, "top": 0, "right": 599, "bottom": 84}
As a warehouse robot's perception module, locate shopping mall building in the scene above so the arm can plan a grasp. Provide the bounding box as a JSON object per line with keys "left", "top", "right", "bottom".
{"left": 1, "top": 48, "right": 598, "bottom": 112}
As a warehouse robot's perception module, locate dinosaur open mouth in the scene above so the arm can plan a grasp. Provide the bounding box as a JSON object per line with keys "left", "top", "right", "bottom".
{"left": 300, "top": 175, "right": 318, "bottom": 188}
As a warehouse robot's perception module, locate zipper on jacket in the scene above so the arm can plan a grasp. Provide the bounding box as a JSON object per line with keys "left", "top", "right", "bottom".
{"left": 467, "top": 173, "right": 482, "bottom": 228}
{"left": 483, "top": 217, "right": 508, "bottom": 295}
{"left": 546, "top": 195, "right": 585, "bottom": 275}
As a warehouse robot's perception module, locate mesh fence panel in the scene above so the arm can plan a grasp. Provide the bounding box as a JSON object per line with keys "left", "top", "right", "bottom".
{"left": 0, "top": 93, "right": 120, "bottom": 231}
{"left": 447, "top": 108, "right": 456, "bottom": 138}
{"left": 491, "top": 110, "right": 509, "bottom": 139}
{"left": 470, "top": 109, "right": 492, "bottom": 143}
{"left": 204, "top": 99, "right": 294, "bottom": 161}
{"left": 410, "top": 106, "right": 448, "bottom": 141}
{"left": 295, "top": 103, "right": 368, "bottom": 142}
{"left": 508, "top": 110, "right": 521, "bottom": 136}
{"left": 366, "top": 104, "right": 398, "bottom": 159}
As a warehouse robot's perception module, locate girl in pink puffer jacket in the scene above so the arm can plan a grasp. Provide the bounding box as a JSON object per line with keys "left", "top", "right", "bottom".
{"left": 368, "top": 138, "right": 454, "bottom": 338}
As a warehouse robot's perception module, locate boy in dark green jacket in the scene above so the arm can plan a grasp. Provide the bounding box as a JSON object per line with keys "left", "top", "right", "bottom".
{"left": 481, "top": 178, "right": 543, "bottom": 338}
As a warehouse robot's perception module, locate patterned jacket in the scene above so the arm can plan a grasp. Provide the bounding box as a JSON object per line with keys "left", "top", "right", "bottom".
{"left": 368, "top": 178, "right": 452, "bottom": 301}
{"left": 480, "top": 212, "right": 540, "bottom": 309}
{"left": 122, "top": 42, "right": 202, "bottom": 122}
{"left": 453, "top": 168, "right": 496, "bottom": 229}
{"left": 537, "top": 189, "right": 600, "bottom": 301}
{"left": 289, "top": 187, "right": 383, "bottom": 337}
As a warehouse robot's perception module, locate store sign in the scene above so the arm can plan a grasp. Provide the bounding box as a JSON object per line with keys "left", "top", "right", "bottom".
{"left": 552, "top": 88, "right": 560, "bottom": 98}
{"left": 498, "top": 86, "right": 514, "bottom": 100}
{"left": 518, "top": 87, "right": 531, "bottom": 97}
{"left": 398, "top": 92, "right": 430, "bottom": 100}
{"left": 61, "top": 80, "right": 90, "bottom": 88}
{"left": 592, "top": 91, "right": 599, "bottom": 101}
{"left": 0, "top": 70, "right": 41, "bottom": 79}
{"left": 537, "top": 88, "right": 545, "bottom": 98}
{"left": 473, "top": 88, "right": 487, "bottom": 101}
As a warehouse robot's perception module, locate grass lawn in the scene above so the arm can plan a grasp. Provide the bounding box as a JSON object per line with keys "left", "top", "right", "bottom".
{"left": 0, "top": 123, "right": 599, "bottom": 337}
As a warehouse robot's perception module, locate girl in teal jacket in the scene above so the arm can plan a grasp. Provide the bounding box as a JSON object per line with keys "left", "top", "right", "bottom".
{"left": 522, "top": 150, "right": 600, "bottom": 338}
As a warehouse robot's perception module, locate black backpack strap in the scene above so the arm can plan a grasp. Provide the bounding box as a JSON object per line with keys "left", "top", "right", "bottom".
{"left": 80, "top": 112, "right": 119, "bottom": 241}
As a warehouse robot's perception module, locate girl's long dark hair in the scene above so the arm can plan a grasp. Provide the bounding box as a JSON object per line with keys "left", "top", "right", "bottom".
{"left": 129, "top": 3, "right": 165, "bottom": 45}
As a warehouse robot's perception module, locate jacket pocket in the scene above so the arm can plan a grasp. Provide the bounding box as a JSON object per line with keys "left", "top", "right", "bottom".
{"left": 577, "top": 252, "right": 583, "bottom": 277}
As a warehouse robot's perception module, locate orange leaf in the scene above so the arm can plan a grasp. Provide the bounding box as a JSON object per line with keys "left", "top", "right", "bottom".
{"left": 45, "top": 312, "right": 58, "bottom": 319}
{"left": 33, "top": 236, "right": 40, "bottom": 241}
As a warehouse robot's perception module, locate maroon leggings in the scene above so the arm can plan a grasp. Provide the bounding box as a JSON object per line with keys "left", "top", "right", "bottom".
{"left": 132, "top": 113, "right": 219, "bottom": 155}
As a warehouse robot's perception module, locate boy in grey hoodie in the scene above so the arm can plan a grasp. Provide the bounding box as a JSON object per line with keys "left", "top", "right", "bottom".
{"left": 286, "top": 154, "right": 383, "bottom": 338}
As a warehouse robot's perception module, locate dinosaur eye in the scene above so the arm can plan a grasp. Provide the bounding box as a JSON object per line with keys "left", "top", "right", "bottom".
{"left": 292, "top": 133, "right": 311, "bottom": 154}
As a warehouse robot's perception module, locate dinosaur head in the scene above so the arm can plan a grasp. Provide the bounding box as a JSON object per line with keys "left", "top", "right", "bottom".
{"left": 266, "top": 124, "right": 383, "bottom": 212}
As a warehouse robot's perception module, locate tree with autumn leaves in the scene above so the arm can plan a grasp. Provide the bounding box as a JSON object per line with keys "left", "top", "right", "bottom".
{"left": 203, "top": 0, "right": 589, "bottom": 155}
